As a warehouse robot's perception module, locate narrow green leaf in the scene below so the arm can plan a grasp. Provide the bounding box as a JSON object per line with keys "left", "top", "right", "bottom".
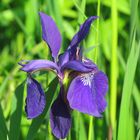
{"left": 136, "top": 113, "right": 140, "bottom": 140}
{"left": 136, "top": 130, "right": 140, "bottom": 140}
{"left": 0, "top": 104, "right": 8, "bottom": 140}
{"left": 79, "top": 115, "right": 87, "bottom": 140}
{"left": 73, "top": 0, "right": 87, "bottom": 20}
{"left": 118, "top": 35, "right": 140, "bottom": 140}
{"left": 0, "top": 76, "right": 9, "bottom": 99}
{"left": 110, "top": 0, "right": 118, "bottom": 132}
{"left": 128, "top": 103, "right": 135, "bottom": 140}
{"left": 26, "top": 77, "right": 58, "bottom": 140}
{"left": 133, "top": 85, "right": 140, "bottom": 112}
{"left": 118, "top": 49, "right": 140, "bottom": 112}
{"left": 77, "top": 0, "right": 86, "bottom": 23}
{"left": 9, "top": 82, "right": 25, "bottom": 140}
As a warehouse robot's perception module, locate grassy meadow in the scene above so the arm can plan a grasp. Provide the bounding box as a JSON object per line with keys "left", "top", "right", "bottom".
{"left": 0, "top": 0, "right": 140, "bottom": 140}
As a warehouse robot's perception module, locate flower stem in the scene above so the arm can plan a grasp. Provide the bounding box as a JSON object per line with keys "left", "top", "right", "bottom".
{"left": 110, "top": 0, "right": 118, "bottom": 136}
{"left": 88, "top": 1, "right": 100, "bottom": 140}
{"left": 88, "top": 116, "right": 94, "bottom": 140}
{"left": 94, "top": 0, "right": 100, "bottom": 63}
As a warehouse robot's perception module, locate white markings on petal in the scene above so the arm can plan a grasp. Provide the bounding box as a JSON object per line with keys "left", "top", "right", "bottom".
{"left": 80, "top": 72, "right": 94, "bottom": 87}
{"left": 27, "top": 77, "right": 32, "bottom": 84}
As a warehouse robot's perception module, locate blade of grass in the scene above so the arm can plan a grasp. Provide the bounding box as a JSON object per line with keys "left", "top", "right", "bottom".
{"left": 136, "top": 113, "right": 140, "bottom": 140}
{"left": 128, "top": 103, "right": 135, "bottom": 140}
{"left": 136, "top": 130, "right": 140, "bottom": 140}
{"left": 0, "top": 104, "right": 8, "bottom": 140}
{"left": 118, "top": 50, "right": 140, "bottom": 112}
{"left": 130, "top": 0, "right": 139, "bottom": 39}
{"left": 94, "top": 0, "right": 100, "bottom": 63}
{"left": 77, "top": 0, "right": 86, "bottom": 23}
{"left": 117, "top": 34, "right": 140, "bottom": 140}
{"left": 0, "top": 76, "right": 9, "bottom": 99}
{"left": 79, "top": 115, "right": 87, "bottom": 140}
{"left": 132, "top": 85, "right": 140, "bottom": 111}
{"left": 110, "top": 0, "right": 118, "bottom": 139}
{"left": 9, "top": 82, "right": 25, "bottom": 140}
{"left": 88, "top": 0, "right": 101, "bottom": 140}
{"left": 26, "top": 77, "right": 58, "bottom": 140}
{"left": 73, "top": 0, "right": 87, "bottom": 20}
{"left": 75, "top": 1, "right": 86, "bottom": 140}
{"left": 88, "top": 0, "right": 102, "bottom": 139}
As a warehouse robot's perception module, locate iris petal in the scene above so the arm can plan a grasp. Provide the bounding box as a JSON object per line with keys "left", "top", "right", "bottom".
{"left": 58, "top": 51, "right": 70, "bottom": 67}
{"left": 39, "top": 12, "right": 62, "bottom": 59}
{"left": 57, "top": 16, "right": 98, "bottom": 65}
{"left": 20, "top": 60, "right": 60, "bottom": 74}
{"left": 67, "top": 71, "right": 108, "bottom": 117}
{"left": 69, "top": 16, "right": 98, "bottom": 49}
{"left": 50, "top": 94, "right": 71, "bottom": 139}
{"left": 61, "top": 60, "right": 97, "bottom": 73}
{"left": 25, "top": 76, "right": 46, "bottom": 119}
{"left": 93, "top": 71, "right": 108, "bottom": 113}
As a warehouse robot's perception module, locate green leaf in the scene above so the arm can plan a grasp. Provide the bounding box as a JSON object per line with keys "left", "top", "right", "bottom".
{"left": 118, "top": 49, "right": 140, "bottom": 112}
{"left": 0, "top": 76, "right": 9, "bottom": 99}
{"left": 0, "top": 104, "right": 8, "bottom": 140}
{"left": 9, "top": 82, "right": 25, "bottom": 140}
{"left": 117, "top": 34, "right": 140, "bottom": 140}
{"left": 26, "top": 77, "right": 58, "bottom": 140}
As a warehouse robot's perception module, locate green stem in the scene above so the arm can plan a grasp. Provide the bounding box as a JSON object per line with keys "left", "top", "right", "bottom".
{"left": 88, "top": 0, "right": 100, "bottom": 140}
{"left": 110, "top": 0, "right": 118, "bottom": 135}
{"left": 88, "top": 116, "right": 94, "bottom": 140}
{"left": 94, "top": 0, "right": 100, "bottom": 63}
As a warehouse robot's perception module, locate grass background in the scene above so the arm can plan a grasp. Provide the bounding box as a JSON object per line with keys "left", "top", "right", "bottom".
{"left": 0, "top": 0, "right": 140, "bottom": 140}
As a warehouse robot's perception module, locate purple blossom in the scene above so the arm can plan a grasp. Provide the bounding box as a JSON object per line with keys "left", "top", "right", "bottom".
{"left": 19, "top": 12, "right": 108, "bottom": 139}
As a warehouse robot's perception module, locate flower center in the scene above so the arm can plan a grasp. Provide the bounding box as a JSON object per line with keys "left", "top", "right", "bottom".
{"left": 80, "top": 72, "right": 94, "bottom": 87}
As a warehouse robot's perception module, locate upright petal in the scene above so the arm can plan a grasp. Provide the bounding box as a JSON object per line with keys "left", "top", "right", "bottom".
{"left": 50, "top": 94, "right": 71, "bottom": 139}
{"left": 39, "top": 12, "right": 62, "bottom": 58}
{"left": 68, "top": 46, "right": 83, "bottom": 61}
{"left": 58, "top": 46, "right": 83, "bottom": 67}
{"left": 58, "top": 51, "right": 70, "bottom": 67}
{"left": 25, "top": 76, "right": 46, "bottom": 119}
{"left": 20, "top": 60, "right": 60, "bottom": 74}
{"left": 67, "top": 70, "right": 108, "bottom": 116}
{"left": 69, "top": 16, "right": 98, "bottom": 49}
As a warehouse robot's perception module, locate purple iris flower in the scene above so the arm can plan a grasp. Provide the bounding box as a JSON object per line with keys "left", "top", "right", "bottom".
{"left": 19, "top": 12, "right": 108, "bottom": 139}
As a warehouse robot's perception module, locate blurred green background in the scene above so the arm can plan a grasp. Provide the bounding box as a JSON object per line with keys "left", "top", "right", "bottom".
{"left": 0, "top": 0, "right": 140, "bottom": 140}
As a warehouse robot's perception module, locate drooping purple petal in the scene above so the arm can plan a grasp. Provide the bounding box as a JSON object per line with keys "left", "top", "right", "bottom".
{"left": 69, "top": 16, "right": 98, "bottom": 49}
{"left": 39, "top": 12, "right": 62, "bottom": 59}
{"left": 67, "top": 70, "right": 108, "bottom": 116}
{"left": 20, "top": 60, "right": 60, "bottom": 74}
{"left": 93, "top": 71, "right": 108, "bottom": 113}
{"left": 50, "top": 93, "right": 71, "bottom": 139}
{"left": 25, "top": 76, "right": 46, "bottom": 119}
{"left": 61, "top": 60, "right": 97, "bottom": 73}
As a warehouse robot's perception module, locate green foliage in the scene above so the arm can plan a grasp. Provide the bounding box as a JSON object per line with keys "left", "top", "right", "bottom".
{"left": 118, "top": 33, "right": 140, "bottom": 140}
{"left": 9, "top": 82, "right": 25, "bottom": 140}
{"left": 0, "top": 0, "right": 140, "bottom": 140}
{"left": 0, "top": 104, "right": 8, "bottom": 140}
